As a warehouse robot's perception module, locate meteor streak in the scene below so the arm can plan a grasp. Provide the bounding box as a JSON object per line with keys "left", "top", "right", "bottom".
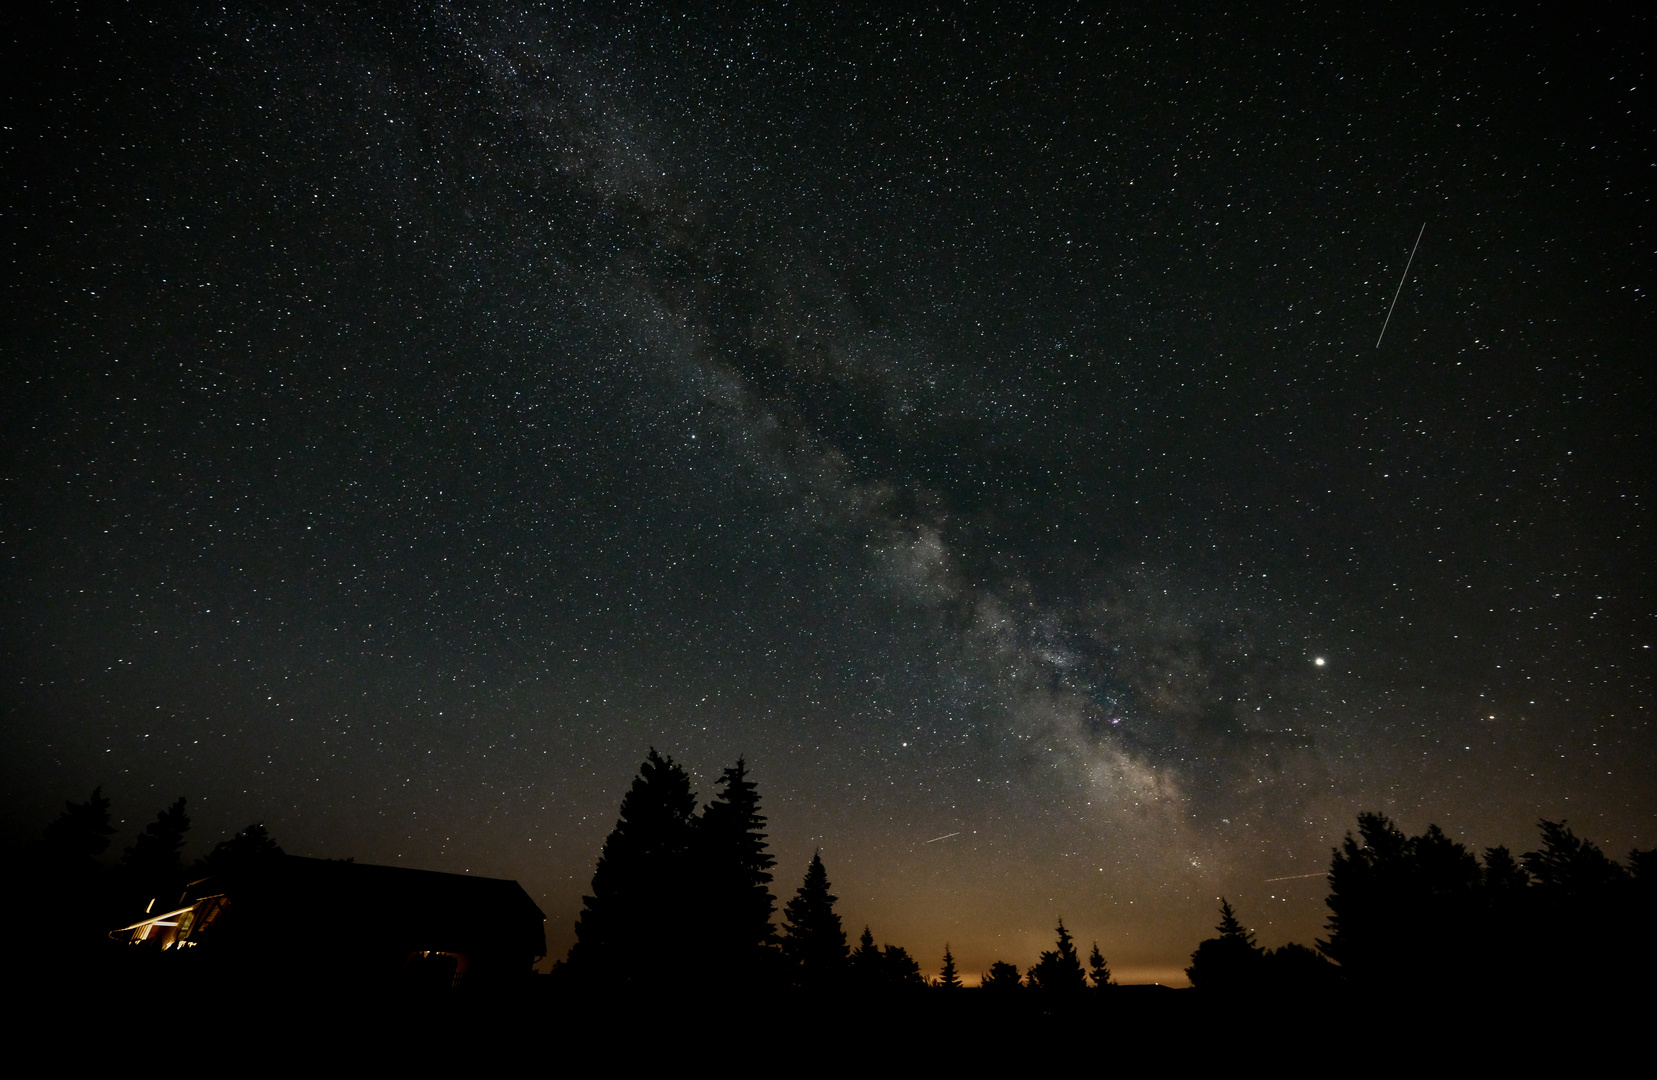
{"left": 1376, "top": 222, "right": 1426, "bottom": 348}
{"left": 924, "top": 832, "right": 962, "bottom": 844}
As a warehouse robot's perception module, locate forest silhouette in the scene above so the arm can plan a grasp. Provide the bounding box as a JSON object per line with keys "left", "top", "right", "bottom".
{"left": 14, "top": 752, "right": 1656, "bottom": 1026}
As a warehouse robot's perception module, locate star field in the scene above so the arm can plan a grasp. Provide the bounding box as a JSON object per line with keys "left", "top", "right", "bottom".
{"left": 3, "top": 3, "right": 1652, "bottom": 982}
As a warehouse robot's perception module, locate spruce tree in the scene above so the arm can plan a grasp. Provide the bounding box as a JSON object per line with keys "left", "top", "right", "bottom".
{"left": 1320, "top": 813, "right": 1483, "bottom": 987}
{"left": 850, "top": 925, "right": 881, "bottom": 988}
{"left": 1088, "top": 942, "right": 1113, "bottom": 988}
{"left": 697, "top": 757, "right": 777, "bottom": 982}
{"left": 780, "top": 851, "right": 848, "bottom": 991}
{"left": 121, "top": 797, "right": 190, "bottom": 908}
{"left": 1215, "top": 898, "right": 1253, "bottom": 944}
{"left": 880, "top": 944, "right": 926, "bottom": 990}
{"left": 1523, "top": 819, "right": 1629, "bottom": 893}
{"left": 1260, "top": 942, "right": 1341, "bottom": 996}
{"left": 1028, "top": 919, "right": 1088, "bottom": 992}
{"left": 36, "top": 788, "right": 118, "bottom": 954}
{"left": 41, "top": 788, "right": 115, "bottom": 879}
{"left": 1481, "top": 845, "right": 1531, "bottom": 894}
{"left": 569, "top": 749, "right": 699, "bottom": 988}
{"left": 1521, "top": 819, "right": 1635, "bottom": 987}
{"left": 981, "top": 960, "right": 1022, "bottom": 991}
{"left": 849, "top": 926, "right": 927, "bottom": 992}
{"left": 1186, "top": 898, "right": 1265, "bottom": 992}
{"left": 200, "top": 823, "right": 285, "bottom": 876}
{"left": 937, "top": 944, "right": 962, "bottom": 989}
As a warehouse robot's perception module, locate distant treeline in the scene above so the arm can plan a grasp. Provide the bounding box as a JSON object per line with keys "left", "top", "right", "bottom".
{"left": 25, "top": 790, "right": 284, "bottom": 942}
{"left": 556, "top": 750, "right": 1657, "bottom": 999}
{"left": 18, "top": 753, "right": 1657, "bottom": 1000}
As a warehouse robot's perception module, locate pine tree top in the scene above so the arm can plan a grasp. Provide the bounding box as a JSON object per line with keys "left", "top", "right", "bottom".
{"left": 1029, "top": 919, "right": 1089, "bottom": 992}
{"left": 1088, "top": 942, "right": 1113, "bottom": 988}
{"left": 42, "top": 787, "right": 115, "bottom": 861}
{"left": 1216, "top": 898, "right": 1255, "bottom": 945}
{"left": 783, "top": 852, "right": 841, "bottom": 930}
{"left": 123, "top": 796, "right": 190, "bottom": 873}
{"left": 781, "top": 851, "right": 848, "bottom": 982}
{"left": 938, "top": 944, "right": 963, "bottom": 989}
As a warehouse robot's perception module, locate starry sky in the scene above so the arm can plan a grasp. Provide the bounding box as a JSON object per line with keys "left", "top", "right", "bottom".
{"left": 3, "top": 3, "right": 1652, "bottom": 984}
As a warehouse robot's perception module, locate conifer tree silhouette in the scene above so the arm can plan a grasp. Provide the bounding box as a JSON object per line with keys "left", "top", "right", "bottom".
{"left": 1631, "top": 847, "right": 1657, "bottom": 980}
{"left": 35, "top": 788, "right": 118, "bottom": 956}
{"left": 1215, "top": 898, "right": 1252, "bottom": 943}
{"left": 850, "top": 925, "right": 881, "bottom": 987}
{"left": 847, "top": 925, "right": 926, "bottom": 992}
{"left": 1028, "top": 919, "right": 1088, "bottom": 992}
{"left": 121, "top": 797, "right": 190, "bottom": 909}
{"left": 1630, "top": 847, "right": 1657, "bottom": 886}
{"left": 1524, "top": 820, "right": 1629, "bottom": 894}
{"left": 1259, "top": 942, "right": 1340, "bottom": 996}
{"left": 1318, "top": 812, "right": 1480, "bottom": 986}
{"left": 1520, "top": 819, "right": 1637, "bottom": 987}
{"left": 879, "top": 943, "right": 926, "bottom": 990}
{"left": 569, "top": 750, "right": 698, "bottom": 989}
{"left": 980, "top": 960, "right": 1022, "bottom": 992}
{"left": 1481, "top": 845, "right": 1531, "bottom": 894}
{"left": 1087, "top": 942, "right": 1113, "bottom": 988}
{"left": 937, "top": 944, "right": 962, "bottom": 989}
{"left": 780, "top": 851, "right": 847, "bottom": 991}
{"left": 200, "top": 823, "right": 284, "bottom": 876}
{"left": 1185, "top": 899, "right": 1264, "bottom": 992}
{"left": 697, "top": 757, "right": 777, "bottom": 983}
{"left": 1475, "top": 843, "right": 1533, "bottom": 984}
{"left": 41, "top": 788, "right": 115, "bottom": 879}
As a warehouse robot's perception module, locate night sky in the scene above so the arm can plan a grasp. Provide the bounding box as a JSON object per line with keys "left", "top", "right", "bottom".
{"left": 4, "top": 3, "right": 1652, "bottom": 984}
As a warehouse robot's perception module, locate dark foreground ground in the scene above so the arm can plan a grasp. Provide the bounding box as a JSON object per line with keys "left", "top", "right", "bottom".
{"left": 20, "top": 954, "right": 1646, "bottom": 1071}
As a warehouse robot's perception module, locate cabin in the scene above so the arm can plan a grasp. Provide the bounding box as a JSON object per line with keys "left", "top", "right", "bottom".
{"left": 112, "top": 856, "right": 546, "bottom": 991}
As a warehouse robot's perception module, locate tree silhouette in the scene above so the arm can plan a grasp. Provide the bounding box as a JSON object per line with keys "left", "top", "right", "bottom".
{"left": 568, "top": 749, "right": 698, "bottom": 989}
{"left": 121, "top": 797, "right": 190, "bottom": 908}
{"left": 1520, "top": 819, "right": 1636, "bottom": 987}
{"left": 1481, "top": 845, "right": 1531, "bottom": 894}
{"left": 34, "top": 788, "right": 118, "bottom": 957}
{"left": 1087, "top": 942, "right": 1113, "bottom": 988}
{"left": 780, "top": 851, "right": 848, "bottom": 991}
{"left": 879, "top": 944, "right": 926, "bottom": 990}
{"left": 1027, "top": 919, "right": 1088, "bottom": 992}
{"left": 937, "top": 944, "right": 962, "bottom": 989}
{"left": 981, "top": 960, "right": 1022, "bottom": 992}
{"left": 1632, "top": 847, "right": 1657, "bottom": 981}
{"left": 850, "top": 925, "right": 881, "bottom": 987}
{"left": 1318, "top": 813, "right": 1480, "bottom": 987}
{"left": 1523, "top": 819, "right": 1629, "bottom": 894}
{"left": 697, "top": 757, "right": 778, "bottom": 984}
{"left": 1475, "top": 844, "right": 1531, "bottom": 984}
{"left": 1216, "top": 898, "right": 1251, "bottom": 942}
{"left": 1185, "top": 899, "right": 1264, "bottom": 992}
{"left": 1310, "top": 812, "right": 1657, "bottom": 993}
{"left": 41, "top": 787, "right": 115, "bottom": 880}
{"left": 1630, "top": 847, "right": 1657, "bottom": 886}
{"left": 847, "top": 925, "right": 927, "bottom": 993}
{"left": 1260, "top": 942, "right": 1340, "bottom": 996}
{"left": 200, "top": 823, "right": 284, "bottom": 876}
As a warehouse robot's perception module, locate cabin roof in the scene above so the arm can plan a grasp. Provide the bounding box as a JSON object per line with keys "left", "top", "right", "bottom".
{"left": 188, "top": 855, "right": 547, "bottom": 956}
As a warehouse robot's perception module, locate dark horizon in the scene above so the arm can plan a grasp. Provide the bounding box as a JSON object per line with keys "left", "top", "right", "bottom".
{"left": 3, "top": 4, "right": 1651, "bottom": 987}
